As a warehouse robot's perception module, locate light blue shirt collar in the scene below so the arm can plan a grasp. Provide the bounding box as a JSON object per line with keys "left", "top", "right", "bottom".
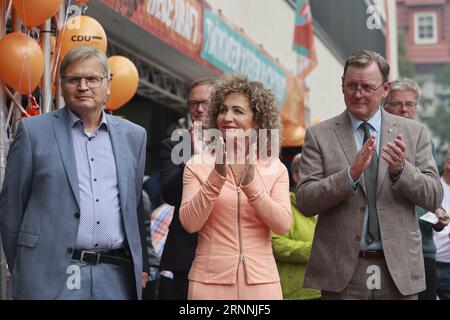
{"left": 347, "top": 107, "right": 382, "bottom": 134}
{"left": 67, "top": 108, "right": 108, "bottom": 131}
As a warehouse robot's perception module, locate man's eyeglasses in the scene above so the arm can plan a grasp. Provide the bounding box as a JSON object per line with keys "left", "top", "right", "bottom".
{"left": 188, "top": 100, "right": 209, "bottom": 108}
{"left": 62, "top": 76, "right": 106, "bottom": 88}
{"left": 386, "top": 101, "right": 416, "bottom": 109}
{"left": 344, "top": 81, "right": 385, "bottom": 97}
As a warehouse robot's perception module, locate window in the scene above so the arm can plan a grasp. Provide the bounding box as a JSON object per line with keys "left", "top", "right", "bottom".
{"left": 414, "top": 12, "right": 438, "bottom": 44}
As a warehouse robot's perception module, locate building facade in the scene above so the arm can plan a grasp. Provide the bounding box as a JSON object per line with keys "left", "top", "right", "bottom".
{"left": 397, "top": 0, "right": 450, "bottom": 72}
{"left": 397, "top": 0, "right": 450, "bottom": 155}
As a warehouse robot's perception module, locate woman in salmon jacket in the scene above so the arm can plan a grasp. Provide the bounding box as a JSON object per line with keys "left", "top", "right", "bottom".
{"left": 179, "top": 74, "right": 292, "bottom": 300}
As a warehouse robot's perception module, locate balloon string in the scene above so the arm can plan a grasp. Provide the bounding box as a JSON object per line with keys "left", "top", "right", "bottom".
{"left": 14, "top": 0, "right": 29, "bottom": 95}
{"left": 20, "top": 0, "right": 27, "bottom": 30}
{"left": 26, "top": 29, "right": 33, "bottom": 95}
{"left": 5, "top": 0, "right": 12, "bottom": 22}
{"left": 15, "top": 29, "right": 29, "bottom": 95}
{"left": 52, "top": 0, "right": 73, "bottom": 82}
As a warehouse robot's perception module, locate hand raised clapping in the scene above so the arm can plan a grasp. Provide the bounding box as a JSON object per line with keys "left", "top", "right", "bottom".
{"left": 349, "top": 134, "right": 377, "bottom": 181}
{"left": 241, "top": 139, "right": 257, "bottom": 186}
{"left": 382, "top": 134, "right": 406, "bottom": 177}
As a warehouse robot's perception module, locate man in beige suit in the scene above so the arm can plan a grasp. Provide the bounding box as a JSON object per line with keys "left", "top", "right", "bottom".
{"left": 297, "top": 50, "right": 443, "bottom": 300}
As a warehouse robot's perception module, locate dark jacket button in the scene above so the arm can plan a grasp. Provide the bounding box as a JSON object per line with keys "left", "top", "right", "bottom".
{"left": 74, "top": 212, "right": 80, "bottom": 219}
{"left": 67, "top": 247, "right": 74, "bottom": 254}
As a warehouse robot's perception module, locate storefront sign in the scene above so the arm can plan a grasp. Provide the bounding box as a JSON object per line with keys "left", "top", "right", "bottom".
{"left": 201, "top": 8, "right": 287, "bottom": 106}
{"left": 101, "top": 0, "right": 203, "bottom": 56}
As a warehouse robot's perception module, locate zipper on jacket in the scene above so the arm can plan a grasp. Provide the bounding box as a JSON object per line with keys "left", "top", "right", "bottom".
{"left": 237, "top": 186, "right": 243, "bottom": 263}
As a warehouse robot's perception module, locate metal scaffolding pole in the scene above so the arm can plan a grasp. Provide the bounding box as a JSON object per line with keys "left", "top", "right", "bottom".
{"left": 41, "top": 19, "right": 52, "bottom": 113}
{"left": 0, "top": 0, "right": 9, "bottom": 301}
{"left": 10, "top": 8, "right": 21, "bottom": 136}
{"left": 55, "top": 3, "right": 65, "bottom": 109}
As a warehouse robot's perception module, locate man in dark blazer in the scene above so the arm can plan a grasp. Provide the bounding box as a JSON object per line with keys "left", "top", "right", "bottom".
{"left": 158, "top": 78, "right": 215, "bottom": 299}
{"left": 0, "top": 46, "right": 148, "bottom": 299}
{"left": 297, "top": 50, "right": 443, "bottom": 299}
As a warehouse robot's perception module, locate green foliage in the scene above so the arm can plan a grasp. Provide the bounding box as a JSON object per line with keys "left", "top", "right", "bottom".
{"left": 396, "top": 27, "right": 449, "bottom": 166}
{"left": 419, "top": 100, "right": 450, "bottom": 168}
{"left": 414, "top": 39, "right": 450, "bottom": 166}
{"left": 398, "top": 28, "right": 416, "bottom": 78}
{"left": 416, "top": 64, "right": 450, "bottom": 168}
{"left": 434, "top": 64, "right": 450, "bottom": 87}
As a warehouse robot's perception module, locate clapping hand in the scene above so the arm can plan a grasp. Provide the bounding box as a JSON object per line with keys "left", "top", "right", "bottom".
{"left": 382, "top": 134, "right": 406, "bottom": 177}
{"left": 349, "top": 134, "right": 377, "bottom": 181}
{"left": 241, "top": 139, "right": 257, "bottom": 186}
{"left": 190, "top": 122, "right": 204, "bottom": 155}
{"left": 215, "top": 136, "right": 227, "bottom": 177}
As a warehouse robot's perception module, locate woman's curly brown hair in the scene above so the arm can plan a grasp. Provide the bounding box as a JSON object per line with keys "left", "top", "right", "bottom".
{"left": 206, "top": 74, "right": 282, "bottom": 151}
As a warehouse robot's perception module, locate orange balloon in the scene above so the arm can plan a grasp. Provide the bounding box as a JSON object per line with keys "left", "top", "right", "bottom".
{"left": 310, "top": 118, "right": 325, "bottom": 126}
{"left": 57, "top": 15, "right": 107, "bottom": 60}
{"left": 12, "top": 0, "right": 63, "bottom": 28}
{"left": 282, "top": 121, "right": 305, "bottom": 147}
{"left": 106, "top": 56, "right": 139, "bottom": 111}
{"left": 0, "top": 32, "right": 44, "bottom": 95}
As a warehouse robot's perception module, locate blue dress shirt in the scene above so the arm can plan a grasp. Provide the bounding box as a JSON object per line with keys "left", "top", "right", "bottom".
{"left": 68, "top": 109, "right": 125, "bottom": 250}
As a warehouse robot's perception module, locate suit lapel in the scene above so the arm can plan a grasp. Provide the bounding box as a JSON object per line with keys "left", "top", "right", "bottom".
{"left": 107, "top": 114, "right": 129, "bottom": 216}
{"left": 377, "top": 110, "right": 398, "bottom": 195}
{"left": 52, "top": 107, "right": 80, "bottom": 207}
{"left": 334, "top": 111, "right": 365, "bottom": 193}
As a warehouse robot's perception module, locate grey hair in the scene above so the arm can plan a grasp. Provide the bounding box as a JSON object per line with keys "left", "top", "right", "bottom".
{"left": 386, "top": 78, "right": 421, "bottom": 103}
{"left": 60, "top": 46, "right": 110, "bottom": 78}
{"left": 189, "top": 77, "right": 216, "bottom": 96}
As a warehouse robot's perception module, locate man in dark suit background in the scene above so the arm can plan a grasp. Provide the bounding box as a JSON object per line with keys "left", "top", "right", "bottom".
{"left": 158, "top": 78, "right": 215, "bottom": 299}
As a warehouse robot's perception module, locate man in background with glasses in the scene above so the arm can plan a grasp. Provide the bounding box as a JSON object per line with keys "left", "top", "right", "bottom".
{"left": 158, "top": 78, "right": 215, "bottom": 299}
{"left": 384, "top": 78, "right": 418, "bottom": 119}
{"left": 384, "top": 78, "right": 449, "bottom": 300}
{"left": 0, "top": 46, "right": 149, "bottom": 299}
{"left": 297, "top": 50, "right": 443, "bottom": 299}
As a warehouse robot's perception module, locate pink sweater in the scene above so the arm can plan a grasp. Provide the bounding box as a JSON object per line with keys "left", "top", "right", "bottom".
{"left": 180, "top": 154, "right": 292, "bottom": 284}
